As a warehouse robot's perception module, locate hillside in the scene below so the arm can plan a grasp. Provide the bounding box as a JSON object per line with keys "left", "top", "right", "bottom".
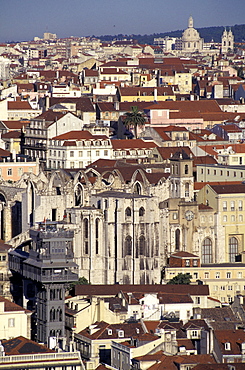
{"left": 98, "top": 24, "right": 245, "bottom": 45}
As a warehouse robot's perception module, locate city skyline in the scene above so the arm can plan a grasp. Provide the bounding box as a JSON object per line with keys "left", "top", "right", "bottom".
{"left": 1, "top": 0, "right": 245, "bottom": 42}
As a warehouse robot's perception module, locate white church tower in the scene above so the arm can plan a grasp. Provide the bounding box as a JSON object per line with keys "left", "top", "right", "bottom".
{"left": 221, "top": 27, "right": 234, "bottom": 54}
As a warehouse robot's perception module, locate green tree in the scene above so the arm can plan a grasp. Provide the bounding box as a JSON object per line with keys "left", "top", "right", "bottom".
{"left": 123, "top": 106, "right": 146, "bottom": 139}
{"left": 68, "top": 276, "right": 89, "bottom": 295}
{"left": 167, "top": 273, "right": 192, "bottom": 285}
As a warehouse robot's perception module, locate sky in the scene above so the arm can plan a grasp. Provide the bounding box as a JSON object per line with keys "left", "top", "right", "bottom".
{"left": 1, "top": 0, "right": 245, "bottom": 42}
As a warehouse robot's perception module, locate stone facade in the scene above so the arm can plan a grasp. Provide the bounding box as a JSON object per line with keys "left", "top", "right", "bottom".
{"left": 2, "top": 150, "right": 219, "bottom": 285}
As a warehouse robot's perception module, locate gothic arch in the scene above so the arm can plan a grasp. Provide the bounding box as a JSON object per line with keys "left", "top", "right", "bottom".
{"left": 27, "top": 181, "right": 35, "bottom": 227}
{"left": 175, "top": 229, "right": 180, "bottom": 250}
{"left": 139, "top": 235, "right": 146, "bottom": 256}
{"left": 123, "top": 235, "right": 132, "bottom": 257}
{"left": 229, "top": 236, "right": 238, "bottom": 262}
{"left": 202, "top": 237, "right": 213, "bottom": 264}
{"left": 48, "top": 171, "right": 65, "bottom": 195}
{"left": 74, "top": 183, "right": 84, "bottom": 206}
{"left": 133, "top": 181, "right": 142, "bottom": 195}
{"left": 125, "top": 207, "right": 132, "bottom": 218}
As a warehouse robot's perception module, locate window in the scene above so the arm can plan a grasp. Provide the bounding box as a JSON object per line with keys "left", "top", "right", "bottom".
{"left": 185, "top": 259, "right": 190, "bottom": 267}
{"left": 202, "top": 238, "right": 212, "bottom": 264}
{"left": 185, "top": 165, "right": 188, "bottom": 174}
{"left": 223, "top": 215, "right": 227, "bottom": 222}
{"left": 8, "top": 318, "right": 15, "bottom": 327}
{"left": 7, "top": 168, "right": 12, "bottom": 176}
{"left": 70, "top": 151, "right": 74, "bottom": 157}
{"left": 139, "top": 236, "right": 146, "bottom": 256}
{"left": 231, "top": 215, "right": 235, "bottom": 222}
{"left": 175, "top": 229, "right": 180, "bottom": 250}
{"left": 204, "top": 272, "right": 209, "bottom": 279}
{"left": 227, "top": 272, "right": 231, "bottom": 279}
{"left": 104, "top": 150, "right": 108, "bottom": 156}
{"left": 84, "top": 219, "right": 89, "bottom": 254}
{"left": 79, "top": 151, "right": 83, "bottom": 157}
{"left": 139, "top": 207, "right": 145, "bottom": 217}
{"left": 228, "top": 285, "right": 233, "bottom": 290}
{"left": 223, "top": 201, "right": 227, "bottom": 211}
{"left": 124, "top": 236, "right": 132, "bottom": 257}
{"left": 96, "top": 150, "right": 100, "bottom": 156}
{"left": 195, "top": 297, "right": 200, "bottom": 304}
{"left": 229, "top": 237, "right": 238, "bottom": 262}
{"left": 239, "top": 200, "right": 243, "bottom": 211}
{"left": 125, "top": 207, "right": 131, "bottom": 217}
{"left": 193, "top": 259, "right": 198, "bottom": 267}
{"left": 185, "top": 183, "right": 189, "bottom": 197}
{"left": 95, "top": 218, "right": 99, "bottom": 254}
{"left": 238, "top": 272, "right": 242, "bottom": 279}
{"left": 230, "top": 201, "right": 235, "bottom": 211}
{"left": 173, "top": 212, "right": 178, "bottom": 220}
{"left": 216, "top": 272, "right": 220, "bottom": 279}
{"left": 225, "top": 342, "right": 231, "bottom": 350}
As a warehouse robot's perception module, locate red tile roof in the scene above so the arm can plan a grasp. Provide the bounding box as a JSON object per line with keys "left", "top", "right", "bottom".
{"left": 7, "top": 101, "right": 32, "bottom": 110}
{"left": 2, "top": 336, "right": 54, "bottom": 355}
{"left": 111, "top": 139, "right": 157, "bottom": 150}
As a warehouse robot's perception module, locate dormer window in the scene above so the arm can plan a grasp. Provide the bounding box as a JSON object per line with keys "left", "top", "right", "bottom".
{"left": 107, "top": 329, "right": 112, "bottom": 335}
{"left": 224, "top": 342, "right": 231, "bottom": 350}
{"left": 117, "top": 330, "right": 124, "bottom": 338}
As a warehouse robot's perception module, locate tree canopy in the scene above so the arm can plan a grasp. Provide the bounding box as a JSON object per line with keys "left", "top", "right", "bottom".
{"left": 167, "top": 273, "right": 192, "bottom": 285}
{"left": 123, "top": 106, "right": 146, "bottom": 139}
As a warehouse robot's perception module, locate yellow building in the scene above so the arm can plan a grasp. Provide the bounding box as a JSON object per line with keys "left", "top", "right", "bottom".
{"left": 197, "top": 183, "right": 245, "bottom": 263}
{"left": 119, "top": 86, "right": 176, "bottom": 102}
{"left": 164, "top": 251, "right": 245, "bottom": 304}
{"left": 0, "top": 296, "right": 32, "bottom": 339}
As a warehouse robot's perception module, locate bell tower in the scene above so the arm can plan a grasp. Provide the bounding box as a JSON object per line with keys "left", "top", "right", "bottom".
{"left": 221, "top": 27, "right": 234, "bottom": 54}
{"left": 169, "top": 149, "right": 194, "bottom": 201}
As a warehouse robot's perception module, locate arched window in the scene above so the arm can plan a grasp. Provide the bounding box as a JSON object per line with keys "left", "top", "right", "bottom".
{"left": 84, "top": 218, "right": 89, "bottom": 254}
{"left": 139, "top": 207, "right": 145, "bottom": 217}
{"left": 202, "top": 238, "right": 213, "bottom": 264}
{"left": 124, "top": 236, "right": 132, "bottom": 257}
{"left": 75, "top": 184, "right": 83, "bottom": 206}
{"left": 185, "top": 164, "right": 189, "bottom": 174}
{"left": 229, "top": 237, "right": 238, "bottom": 262}
{"left": 175, "top": 229, "right": 180, "bottom": 250}
{"left": 50, "top": 308, "right": 55, "bottom": 321}
{"left": 95, "top": 218, "right": 99, "bottom": 254}
{"left": 139, "top": 235, "right": 146, "bottom": 256}
{"left": 134, "top": 182, "right": 142, "bottom": 195}
{"left": 125, "top": 207, "right": 131, "bottom": 218}
{"left": 185, "top": 183, "right": 189, "bottom": 197}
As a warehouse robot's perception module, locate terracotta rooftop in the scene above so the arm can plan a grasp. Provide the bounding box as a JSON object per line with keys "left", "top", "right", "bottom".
{"left": 7, "top": 101, "right": 32, "bottom": 110}
{"left": 2, "top": 336, "right": 54, "bottom": 355}
{"left": 75, "top": 284, "right": 209, "bottom": 297}
{"left": 0, "top": 296, "right": 31, "bottom": 314}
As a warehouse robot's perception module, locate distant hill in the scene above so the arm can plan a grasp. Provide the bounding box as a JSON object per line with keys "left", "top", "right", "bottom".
{"left": 98, "top": 24, "right": 245, "bottom": 45}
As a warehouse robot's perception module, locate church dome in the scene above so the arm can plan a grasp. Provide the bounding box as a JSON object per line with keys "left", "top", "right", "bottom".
{"left": 182, "top": 27, "right": 200, "bottom": 42}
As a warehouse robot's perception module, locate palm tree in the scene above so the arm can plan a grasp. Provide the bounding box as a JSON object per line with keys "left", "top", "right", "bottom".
{"left": 123, "top": 106, "right": 146, "bottom": 139}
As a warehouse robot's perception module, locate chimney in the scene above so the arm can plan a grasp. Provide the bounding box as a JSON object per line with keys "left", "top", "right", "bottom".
{"left": 114, "top": 101, "right": 119, "bottom": 111}
{"left": 154, "top": 88, "right": 158, "bottom": 101}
